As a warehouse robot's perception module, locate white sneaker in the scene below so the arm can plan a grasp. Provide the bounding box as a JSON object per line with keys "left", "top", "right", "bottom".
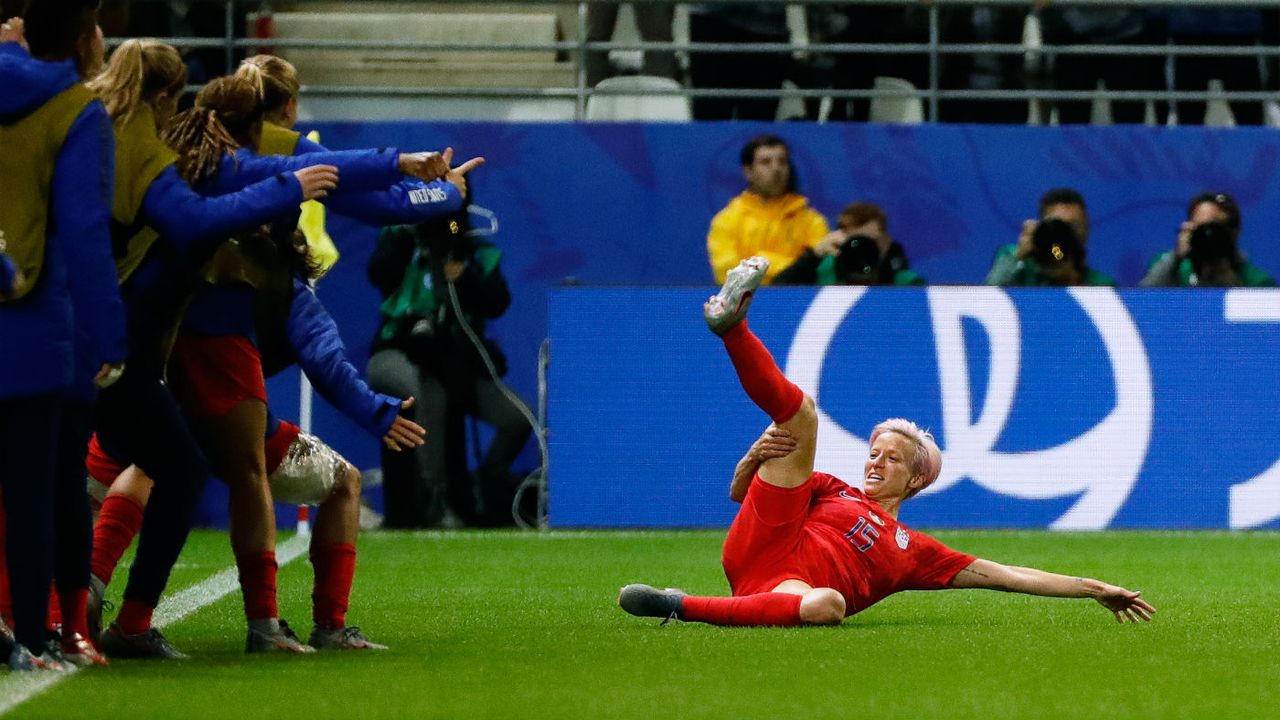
{"left": 705, "top": 257, "right": 769, "bottom": 336}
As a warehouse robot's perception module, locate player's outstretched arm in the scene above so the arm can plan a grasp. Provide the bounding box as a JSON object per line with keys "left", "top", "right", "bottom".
{"left": 729, "top": 426, "right": 798, "bottom": 503}
{"left": 950, "top": 558, "right": 1156, "bottom": 623}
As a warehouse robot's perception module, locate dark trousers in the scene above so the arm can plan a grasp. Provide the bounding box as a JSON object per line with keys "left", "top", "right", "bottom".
{"left": 0, "top": 394, "right": 59, "bottom": 650}
{"left": 369, "top": 349, "right": 532, "bottom": 528}
{"left": 53, "top": 401, "right": 95, "bottom": 597}
{"left": 1053, "top": 41, "right": 1168, "bottom": 124}
{"left": 688, "top": 13, "right": 789, "bottom": 120}
{"left": 1174, "top": 35, "right": 1264, "bottom": 125}
{"left": 585, "top": 2, "right": 677, "bottom": 87}
{"left": 95, "top": 372, "right": 210, "bottom": 607}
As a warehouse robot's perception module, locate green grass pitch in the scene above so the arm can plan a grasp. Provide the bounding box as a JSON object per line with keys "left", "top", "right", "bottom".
{"left": 8, "top": 529, "right": 1279, "bottom": 719}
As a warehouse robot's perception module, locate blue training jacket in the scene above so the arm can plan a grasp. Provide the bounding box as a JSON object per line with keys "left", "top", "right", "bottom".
{"left": 0, "top": 44, "right": 126, "bottom": 401}
{"left": 182, "top": 144, "right": 455, "bottom": 435}
{"left": 282, "top": 279, "right": 400, "bottom": 438}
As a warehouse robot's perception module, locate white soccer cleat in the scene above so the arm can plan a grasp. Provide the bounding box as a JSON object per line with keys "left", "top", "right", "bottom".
{"left": 705, "top": 257, "right": 769, "bottom": 336}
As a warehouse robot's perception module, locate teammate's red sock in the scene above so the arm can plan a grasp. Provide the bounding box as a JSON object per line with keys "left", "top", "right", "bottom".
{"left": 92, "top": 495, "right": 145, "bottom": 585}
{"left": 116, "top": 599, "right": 153, "bottom": 635}
{"left": 721, "top": 321, "right": 805, "bottom": 424}
{"left": 236, "top": 551, "right": 279, "bottom": 621}
{"left": 0, "top": 501, "right": 11, "bottom": 629}
{"left": 310, "top": 543, "right": 356, "bottom": 630}
{"left": 58, "top": 587, "right": 89, "bottom": 639}
{"left": 681, "top": 592, "right": 803, "bottom": 627}
{"left": 46, "top": 586, "right": 62, "bottom": 632}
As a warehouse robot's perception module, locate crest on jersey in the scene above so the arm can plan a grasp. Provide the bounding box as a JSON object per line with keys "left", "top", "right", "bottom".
{"left": 895, "top": 527, "right": 910, "bottom": 550}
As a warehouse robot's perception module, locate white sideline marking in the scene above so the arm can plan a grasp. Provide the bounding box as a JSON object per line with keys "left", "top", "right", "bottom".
{"left": 0, "top": 533, "right": 311, "bottom": 716}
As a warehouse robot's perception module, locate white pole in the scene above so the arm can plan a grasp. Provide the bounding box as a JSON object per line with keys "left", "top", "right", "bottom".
{"left": 296, "top": 370, "right": 314, "bottom": 536}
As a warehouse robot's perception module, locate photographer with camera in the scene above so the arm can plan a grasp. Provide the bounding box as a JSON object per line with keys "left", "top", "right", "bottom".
{"left": 1140, "top": 192, "right": 1276, "bottom": 288}
{"left": 985, "top": 188, "right": 1116, "bottom": 287}
{"left": 774, "top": 202, "right": 925, "bottom": 286}
{"left": 366, "top": 203, "right": 531, "bottom": 528}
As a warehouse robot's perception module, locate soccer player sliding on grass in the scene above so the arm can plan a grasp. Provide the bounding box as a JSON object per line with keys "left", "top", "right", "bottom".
{"left": 619, "top": 257, "right": 1157, "bottom": 628}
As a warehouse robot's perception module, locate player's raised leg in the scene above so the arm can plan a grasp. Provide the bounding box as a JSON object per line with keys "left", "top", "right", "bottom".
{"left": 705, "top": 257, "right": 817, "bottom": 490}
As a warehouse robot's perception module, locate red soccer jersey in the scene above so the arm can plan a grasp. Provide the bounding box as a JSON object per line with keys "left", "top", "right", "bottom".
{"left": 723, "top": 472, "right": 975, "bottom": 616}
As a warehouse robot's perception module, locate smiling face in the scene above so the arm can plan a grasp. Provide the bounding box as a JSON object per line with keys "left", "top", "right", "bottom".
{"left": 863, "top": 431, "right": 922, "bottom": 504}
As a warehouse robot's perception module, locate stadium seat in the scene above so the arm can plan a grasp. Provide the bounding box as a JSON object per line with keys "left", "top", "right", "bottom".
{"left": 252, "top": 7, "right": 572, "bottom": 92}
{"left": 1204, "top": 79, "right": 1237, "bottom": 127}
{"left": 869, "top": 76, "right": 924, "bottom": 124}
{"left": 585, "top": 75, "right": 691, "bottom": 121}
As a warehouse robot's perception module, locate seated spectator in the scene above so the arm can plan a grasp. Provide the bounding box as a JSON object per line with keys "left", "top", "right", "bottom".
{"left": 585, "top": 2, "right": 677, "bottom": 88}
{"left": 1140, "top": 192, "right": 1276, "bottom": 287}
{"left": 774, "top": 201, "right": 924, "bottom": 286}
{"left": 707, "top": 134, "right": 829, "bottom": 284}
{"left": 985, "top": 188, "right": 1115, "bottom": 287}
{"left": 367, "top": 203, "right": 532, "bottom": 528}
{"left": 688, "top": 2, "right": 789, "bottom": 120}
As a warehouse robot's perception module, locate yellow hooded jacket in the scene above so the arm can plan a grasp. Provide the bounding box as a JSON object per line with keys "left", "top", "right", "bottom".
{"left": 707, "top": 191, "right": 830, "bottom": 284}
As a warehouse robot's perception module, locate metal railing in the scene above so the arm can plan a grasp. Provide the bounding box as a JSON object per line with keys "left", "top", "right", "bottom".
{"left": 104, "top": 0, "right": 1280, "bottom": 122}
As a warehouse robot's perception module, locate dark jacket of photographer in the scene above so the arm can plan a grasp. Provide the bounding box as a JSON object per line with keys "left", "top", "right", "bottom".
{"left": 984, "top": 244, "right": 1116, "bottom": 287}
{"left": 368, "top": 224, "right": 511, "bottom": 379}
{"left": 1140, "top": 250, "right": 1276, "bottom": 288}
{"left": 774, "top": 240, "right": 925, "bottom": 286}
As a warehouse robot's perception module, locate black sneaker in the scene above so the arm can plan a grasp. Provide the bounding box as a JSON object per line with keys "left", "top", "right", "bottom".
{"left": 99, "top": 623, "right": 188, "bottom": 660}
{"left": 308, "top": 625, "right": 389, "bottom": 651}
{"left": 617, "top": 584, "right": 687, "bottom": 623}
{"left": 87, "top": 574, "right": 108, "bottom": 644}
{"left": 245, "top": 619, "right": 315, "bottom": 654}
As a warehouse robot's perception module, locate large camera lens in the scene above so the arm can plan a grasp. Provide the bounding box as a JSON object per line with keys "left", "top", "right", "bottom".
{"left": 1187, "top": 221, "right": 1237, "bottom": 267}
{"left": 834, "top": 234, "right": 883, "bottom": 283}
{"left": 1031, "top": 218, "right": 1083, "bottom": 267}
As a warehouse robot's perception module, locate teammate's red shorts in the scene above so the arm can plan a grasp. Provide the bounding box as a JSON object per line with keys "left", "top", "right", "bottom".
{"left": 168, "top": 333, "right": 266, "bottom": 419}
{"left": 264, "top": 420, "right": 302, "bottom": 475}
{"left": 721, "top": 474, "right": 817, "bottom": 596}
{"left": 86, "top": 433, "right": 127, "bottom": 487}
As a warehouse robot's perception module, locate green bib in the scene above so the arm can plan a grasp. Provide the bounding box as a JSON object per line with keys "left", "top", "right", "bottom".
{"left": 109, "top": 105, "right": 178, "bottom": 282}
{"left": 258, "top": 121, "right": 301, "bottom": 157}
{"left": 0, "top": 83, "right": 96, "bottom": 299}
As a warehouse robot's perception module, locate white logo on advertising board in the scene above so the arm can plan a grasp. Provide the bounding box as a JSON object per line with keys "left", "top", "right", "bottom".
{"left": 784, "top": 287, "right": 1153, "bottom": 530}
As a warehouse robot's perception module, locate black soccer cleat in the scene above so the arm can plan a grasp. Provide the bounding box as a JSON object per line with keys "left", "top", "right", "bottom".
{"left": 618, "top": 584, "right": 687, "bottom": 623}
{"left": 99, "top": 623, "right": 188, "bottom": 660}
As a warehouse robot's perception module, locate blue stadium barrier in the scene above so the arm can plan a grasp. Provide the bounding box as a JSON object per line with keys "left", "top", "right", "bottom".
{"left": 549, "top": 286, "right": 1280, "bottom": 530}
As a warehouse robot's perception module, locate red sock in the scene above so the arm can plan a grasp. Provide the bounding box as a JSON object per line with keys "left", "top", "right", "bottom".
{"left": 46, "top": 585, "right": 62, "bottom": 632}
{"left": 681, "top": 593, "right": 803, "bottom": 627}
{"left": 721, "top": 322, "right": 805, "bottom": 424}
{"left": 92, "top": 495, "right": 145, "bottom": 584}
{"left": 116, "top": 599, "right": 154, "bottom": 635}
{"left": 236, "top": 551, "right": 278, "bottom": 621}
{"left": 310, "top": 543, "right": 356, "bottom": 630}
{"left": 58, "top": 588, "right": 88, "bottom": 639}
{"left": 0, "top": 500, "right": 11, "bottom": 628}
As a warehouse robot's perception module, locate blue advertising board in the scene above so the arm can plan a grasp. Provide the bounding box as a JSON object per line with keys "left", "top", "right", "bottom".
{"left": 548, "top": 286, "right": 1280, "bottom": 529}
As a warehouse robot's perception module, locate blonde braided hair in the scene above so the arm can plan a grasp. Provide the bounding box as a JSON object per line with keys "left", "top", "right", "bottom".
{"left": 160, "top": 76, "right": 265, "bottom": 185}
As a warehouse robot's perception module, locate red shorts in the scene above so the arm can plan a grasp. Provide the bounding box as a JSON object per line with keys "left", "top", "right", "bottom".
{"left": 721, "top": 474, "right": 816, "bottom": 596}
{"left": 264, "top": 420, "right": 302, "bottom": 475}
{"left": 86, "top": 433, "right": 127, "bottom": 487}
{"left": 168, "top": 333, "right": 267, "bottom": 419}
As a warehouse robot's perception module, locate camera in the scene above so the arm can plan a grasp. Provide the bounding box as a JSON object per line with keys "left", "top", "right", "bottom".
{"left": 1031, "top": 218, "right": 1084, "bottom": 270}
{"left": 1187, "top": 221, "right": 1237, "bottom": 270}
{"left": 414, "top": 212, "right": 473, "bottom": 262}
{"left": 834, "top": 234, "right": 884, "bottom": 284}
